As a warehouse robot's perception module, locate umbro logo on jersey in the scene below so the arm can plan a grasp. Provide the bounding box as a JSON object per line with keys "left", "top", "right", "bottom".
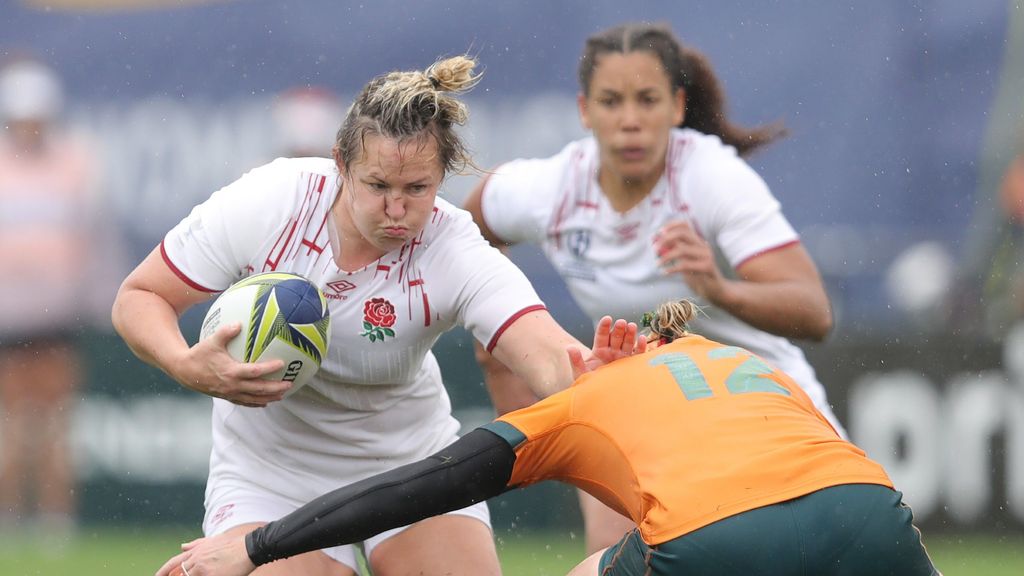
{"left": 210, "top": 503, "right": 235, "bottom": 528}
{"left": 325, "top": 279, "right": 356, "bottom": 300}
{"left": 615, "top": 222, "right": 641, "bottom": 241}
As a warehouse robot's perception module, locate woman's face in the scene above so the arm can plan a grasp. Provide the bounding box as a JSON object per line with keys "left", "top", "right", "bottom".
{"left": 578, "top": 51, "right": 684, "bottom": 184}
{"left": 337, "top": 132, "right": 444, "bottom": 255}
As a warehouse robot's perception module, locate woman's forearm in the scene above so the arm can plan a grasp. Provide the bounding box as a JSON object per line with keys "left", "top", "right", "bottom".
{"left": 246, "top": 429, "right": 516, "bottom": 566}
{"left": 710, "top": 277, "right": 833, "bottom": 341}
{"left": 111, "top": 286, "right": 192, "bottom": 378}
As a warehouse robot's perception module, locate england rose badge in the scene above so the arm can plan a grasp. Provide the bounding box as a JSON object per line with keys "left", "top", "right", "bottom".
{"left": 360, "top": 297, "right": 396, "bottom": 342}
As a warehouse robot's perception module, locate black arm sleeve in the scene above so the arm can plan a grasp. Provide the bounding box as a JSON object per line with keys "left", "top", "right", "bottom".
{"left": 245, "top": 428, "right": 516, "bottom": 566}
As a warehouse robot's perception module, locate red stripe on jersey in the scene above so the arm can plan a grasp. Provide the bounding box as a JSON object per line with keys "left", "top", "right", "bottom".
{"left": 301, "top": 238, "right": 324, "bottom": 254}
{"left": 547, "top": 150, "right": 583, "bottom": 248}
{"left": 398, "top": 232, "right": 424, "bottom": 285}
{"left": 548, "top": 194, "right": 569, "bottom": 248}
{"left": 734, "top": 239, "right": 801, "bottom": 269}
{"left": 668, "top": 134, "right": 692, "bottom": 215}
{"left": 160, "top": 241, "right": 218, "bottom": 293}
{"left": 287, "top": 176, "right": 316, "bottom": 258}
{"left": 265, "top": 219, "right": 298, "bottom": 271}
{"left": 575, "top": 200, "right": 599, "bottom": 209}
{"left": 667, "top": 136, "right": 683, "bottom": 213}
{"left": 582, "top": 153, "right": 598, "bottom": 207}
{"left": 486, "top": 304, "right": 548, "bottom": 353}
{"left": 303, "top": 207, "right": 330, "bottom": 257}
{"left": 408, "top": 278, "right": 431, "bottom": 327}
{"left": 287, "top": 174, "right": 328, "bottom": 262}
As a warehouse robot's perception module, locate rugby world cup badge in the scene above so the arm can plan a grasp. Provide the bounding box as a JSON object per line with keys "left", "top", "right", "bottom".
{"left": 561, "top": 229, "right": 596, "bottom": 281}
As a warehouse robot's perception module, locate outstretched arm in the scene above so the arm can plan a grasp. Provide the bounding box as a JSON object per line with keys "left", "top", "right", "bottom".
{"left": 249, "top": 429, "right": 514, "bottom": 564}
{"left": 490, "top": 312, "right": 644, "bottom": 399}
{"left": 157, "top": 429, "right": 516, "bottom": 576}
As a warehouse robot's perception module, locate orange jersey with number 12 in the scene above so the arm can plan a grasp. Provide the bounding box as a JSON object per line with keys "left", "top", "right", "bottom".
{"left": 495, "top": 335, "right": 892, "bottom": 545}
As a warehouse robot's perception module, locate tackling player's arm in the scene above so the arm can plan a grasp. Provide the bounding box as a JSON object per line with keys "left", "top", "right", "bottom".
{"left": 155, "top": 428, "right": 519, "bottom": 576}
{"left": 111, "top": 246, "right": 288, "bottom": 406}
{"left": 249, "top": 428, "right": 516, "bottom": 564}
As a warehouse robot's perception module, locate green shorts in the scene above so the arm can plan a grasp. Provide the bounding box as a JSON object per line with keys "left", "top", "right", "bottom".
{"left": 599, "top": 483, "right": 939, "bottom": 576}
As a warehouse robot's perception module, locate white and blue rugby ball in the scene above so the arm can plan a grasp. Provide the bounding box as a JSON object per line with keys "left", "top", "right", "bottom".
{"left": 200, "top": 272, "right": 331, "bottom": 397}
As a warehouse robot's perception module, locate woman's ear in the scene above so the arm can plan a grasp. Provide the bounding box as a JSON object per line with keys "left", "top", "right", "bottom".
{"left": 332, "top": 145, "right": 346, "bottom": 177}
{"left": 577, "top": 92, "right": 592, "bottom": 130}
{"left": 674, "top": 88, "right": 686, "bottom": 127}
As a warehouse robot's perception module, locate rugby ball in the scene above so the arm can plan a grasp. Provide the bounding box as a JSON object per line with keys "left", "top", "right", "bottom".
{"left": 200, "top": 272, "right": 331, "bottom": 397}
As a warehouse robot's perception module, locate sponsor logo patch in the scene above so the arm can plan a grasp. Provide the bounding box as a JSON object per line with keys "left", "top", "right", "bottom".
{"left": 325, "top": 279, "right": 356, "bottom": 300}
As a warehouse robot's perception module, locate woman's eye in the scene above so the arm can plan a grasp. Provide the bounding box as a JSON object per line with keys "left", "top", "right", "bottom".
{"left": 408, "top": 185, "right": 429, "bottom": 197}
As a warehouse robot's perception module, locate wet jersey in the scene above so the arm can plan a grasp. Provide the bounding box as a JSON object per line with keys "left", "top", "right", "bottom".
{"left": 490, "top": 335, "right": 891, "bottom": 545}
{"left": 162, "top": 157, "right": 545, "bottom": 500}
{"left": 480, "top": 127, "right": 843, "bottom": 434}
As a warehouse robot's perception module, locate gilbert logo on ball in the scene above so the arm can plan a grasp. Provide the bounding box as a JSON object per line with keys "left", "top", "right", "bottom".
{"left": 200, "top": 272, "right": 331, "bottom": 396}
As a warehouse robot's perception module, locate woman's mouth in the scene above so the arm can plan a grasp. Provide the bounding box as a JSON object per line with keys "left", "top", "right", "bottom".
{"left": 619, "top": 147, "right": 646, "bottom": 162}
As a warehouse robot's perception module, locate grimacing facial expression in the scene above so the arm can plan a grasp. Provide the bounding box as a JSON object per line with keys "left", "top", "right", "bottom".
{"left": 339, "top": 132, "right": 444, "bottom": 254}
{"left": 578, "top": 51, "right": 684, "bottom": 184}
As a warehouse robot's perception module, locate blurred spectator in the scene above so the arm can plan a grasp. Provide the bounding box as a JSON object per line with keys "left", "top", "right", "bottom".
{"left": 993, "top": 151, "right": 1024, "bottom": 314}
{"left": 949, "top": 7, "right": 1024, "bottom": 340}
{"left": 957, "top": 141, "right": 1024, "bottom": 338}
{"left": 0, "top": 55, "right": 106, "bottom": 545}
{"left": 999, "top": 152, "right": 1024, "bottom": 223}
{"left": 270, "top": 86, "right": 344, "bottom": 158}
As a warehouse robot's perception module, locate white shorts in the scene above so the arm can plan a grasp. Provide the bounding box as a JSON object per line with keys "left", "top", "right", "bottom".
{"left": 203, "top": 483, "right": 492, "bottom": 571}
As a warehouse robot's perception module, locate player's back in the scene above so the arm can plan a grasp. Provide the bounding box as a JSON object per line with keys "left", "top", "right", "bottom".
{"left": 500, "top": 334, "right": 891, "bottom": 545}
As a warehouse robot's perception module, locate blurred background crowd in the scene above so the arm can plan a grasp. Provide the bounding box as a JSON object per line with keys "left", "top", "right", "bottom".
{"left": 0, "top": 0, "right": 1022, "bottom": 560}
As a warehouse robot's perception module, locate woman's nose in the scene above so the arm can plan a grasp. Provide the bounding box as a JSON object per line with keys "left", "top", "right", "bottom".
{"left": 621, "top": 102, "right": 641, "bottom": 129}
{"left": 384, "top": 192, "right": 405, "bottom": 218}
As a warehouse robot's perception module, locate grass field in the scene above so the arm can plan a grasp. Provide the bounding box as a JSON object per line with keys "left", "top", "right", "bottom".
{"left": 0, "top": 527, "right": 1022, "bottom": 575}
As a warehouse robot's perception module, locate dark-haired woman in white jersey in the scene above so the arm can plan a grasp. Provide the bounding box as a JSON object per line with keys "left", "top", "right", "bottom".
{"left": 464, "top": 22, "right": 838, "bottom": 554}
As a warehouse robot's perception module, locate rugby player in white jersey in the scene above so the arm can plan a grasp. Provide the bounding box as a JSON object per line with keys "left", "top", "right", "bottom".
{"left": 463, "top": 23, "right": 840, "bottom": 553}
{"left": 112, "top": 56, "right": 641, "bottom": 576}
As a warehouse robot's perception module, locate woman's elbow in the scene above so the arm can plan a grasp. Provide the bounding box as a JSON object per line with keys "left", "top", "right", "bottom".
{"left": 805, "top": 306, "right": 834, "bottom": 342}
{"left": 110, "top": 284, "right": 132, "bottom": 338}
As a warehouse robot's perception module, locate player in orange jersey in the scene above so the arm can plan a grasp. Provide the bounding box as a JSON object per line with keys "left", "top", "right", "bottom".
{"left": 159, "top": 300, "right": 939, "bottom": 576}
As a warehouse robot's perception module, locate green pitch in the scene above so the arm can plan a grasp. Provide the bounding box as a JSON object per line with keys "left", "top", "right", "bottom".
{"left": 0, "top": 527, "right": 1020, "bottom": 575}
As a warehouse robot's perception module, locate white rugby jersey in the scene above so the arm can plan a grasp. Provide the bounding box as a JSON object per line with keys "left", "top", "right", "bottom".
{"left": 482, "top": 128, "right": 844, "bottom": 433}
{"left": 162, "top": 157, "right": 545, "bottom": 500}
